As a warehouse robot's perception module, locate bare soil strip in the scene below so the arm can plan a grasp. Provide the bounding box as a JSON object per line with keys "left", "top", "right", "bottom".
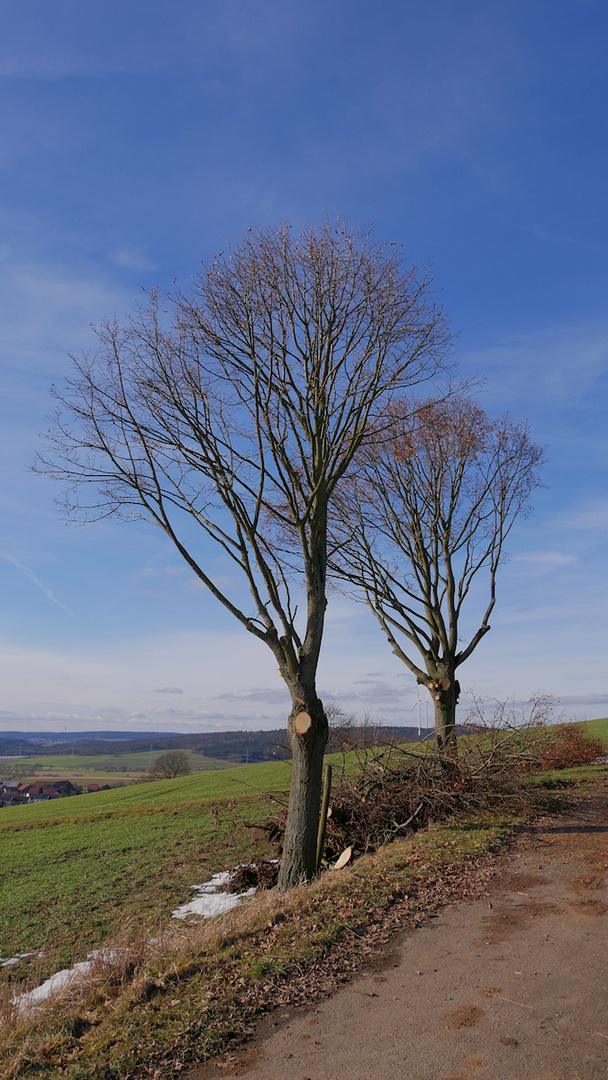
{"left": 195, "top": 789, "right": 608, "bottom": 1080}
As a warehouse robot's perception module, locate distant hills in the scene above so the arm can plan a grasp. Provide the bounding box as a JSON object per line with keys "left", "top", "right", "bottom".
{"left": 0, "top": 726, "right": 429, "bottom": 763}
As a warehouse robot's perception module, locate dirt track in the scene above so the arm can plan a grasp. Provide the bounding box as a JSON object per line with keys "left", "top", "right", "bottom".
{"left": 198, "top": 791, "right": 608, "bottom": 1080}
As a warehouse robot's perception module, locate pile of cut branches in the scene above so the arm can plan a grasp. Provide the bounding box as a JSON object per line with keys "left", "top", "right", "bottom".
{"left": 257, "top": 709, "right": 605, "bottom": 866}
{"left": 258, "top": 723, "right": 546, "bottom": 864}
{"left": 323, "top": 726, "right": 539, "bottom": 857}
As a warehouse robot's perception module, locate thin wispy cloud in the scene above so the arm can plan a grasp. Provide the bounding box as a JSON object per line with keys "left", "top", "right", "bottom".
{"left": 462, "top": 320, "right": 608, "bottom": 409}
{"left": 0, "top": 554, "right": 73, "bottom": 615}
{"left": 559, "top": 693, "right": 608, "bottom": 706}
{"left": 531, "top": 224, "right": 604, "bottom": 253}
{"left": 0, "top": 262, "right": 133, "bottom": 372}
{"left": 555, "top": 498, "right": 608, "bottom": 536}
{"left": 511, "top": 552, "right": 576, "bottom": 571}
{"left": 110, "top": 249, "right": 157, "bottom": 272}
{"left": 215, "top": 688, "right": 290, "bottom": 705}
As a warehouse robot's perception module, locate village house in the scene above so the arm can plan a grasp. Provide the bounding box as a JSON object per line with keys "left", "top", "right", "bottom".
{"left": 0, "top": 781, "right": 26, "bottom": 806}
{"left": 0, "top": 779, "right": 79, "bottom": 805}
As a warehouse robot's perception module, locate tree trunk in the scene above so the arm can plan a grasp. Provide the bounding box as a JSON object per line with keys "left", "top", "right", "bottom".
{"left": 433, "top": 689, "right": 457, "bottom": 753}
{"left": 277, "top": 691, "right": 328, "bottom": 891}
{"left": 425, "top": 669, "right": 459, "bottom": 753}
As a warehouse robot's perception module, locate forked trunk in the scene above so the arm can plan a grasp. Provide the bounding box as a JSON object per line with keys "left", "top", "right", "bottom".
{"left": 277, "top": 691, "right": 329, "bottom": 891}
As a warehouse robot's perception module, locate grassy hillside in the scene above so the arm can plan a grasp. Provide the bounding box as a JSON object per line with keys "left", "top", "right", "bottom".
{"left": 2, "top": 813, "right": 520, "bottom": 1080}
{"left": 0, "top": 760, "right": 292, "bottom": 989}
{"left": 580, "top": 716, "right": 608, "bottom": 746}
{"left": 2, "top": 718, "right": 608, "bottom": 1079}
{"left": 2, "top": 718, "right": 605, "bottom": 1008}
{"left": 0, "top": 748, "right": 236, "bottom": 785}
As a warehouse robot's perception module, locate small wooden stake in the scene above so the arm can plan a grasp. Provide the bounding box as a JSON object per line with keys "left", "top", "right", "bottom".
{"left": 316, "top": 763, "right": 332, "bottom": 871}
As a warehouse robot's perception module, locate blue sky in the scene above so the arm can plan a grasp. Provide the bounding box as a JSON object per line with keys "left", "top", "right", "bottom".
{"left": 1, "top": 0, "right": 607, "bottom": 733}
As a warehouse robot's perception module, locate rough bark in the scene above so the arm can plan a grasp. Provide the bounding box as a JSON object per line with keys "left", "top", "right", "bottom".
{"left": 279, "top": 691, "right": 329, "bottom": 890}
{"left": 429, "top": 683, "right": 458, "bottom": 753}
{"left": 275, "top": 517, "right": 330, "bottom": 890}
{"left": 420, "top": 667, "right": 459, "bottom": 752}
{"left": 316, "top": 764, "right": 333, "bottom": 870}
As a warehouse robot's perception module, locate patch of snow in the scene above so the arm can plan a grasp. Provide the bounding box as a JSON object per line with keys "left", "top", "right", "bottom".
{"left": 171, "top": 870, "right": 256, "bottom": 920}
{"left": 12, "top": 867, "right": 260, "bottom": 1013}
{"left": 1, "top": 950, "right": 42, "bottom": 968}
{"left": 16, "top": 961, "right": 94, "bottom": 1010}
{"left": 13, "top": 950, "right": 114, "bottom": 1014}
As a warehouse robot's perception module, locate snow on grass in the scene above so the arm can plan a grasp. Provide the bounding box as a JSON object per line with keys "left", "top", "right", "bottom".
{"left": 15, "top": 959, "right": 96, "bottom": 1011}
{"left": 171, "top": 871, "right": 256, "bottom": 920}
{"left": 13, "top": 872, "right": 257, "bottom": 1012}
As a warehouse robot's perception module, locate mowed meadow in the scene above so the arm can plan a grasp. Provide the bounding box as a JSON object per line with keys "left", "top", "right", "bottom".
{"left": 0, "top": 748, "right": 236, "bottom": 786}
{"left": 0, "top": 760, "right": 292, "bottom": 990}
{"left": 2, "top": 719, "right": 607, "bottom": 998}
{"left": 1, "top": 719, "right": 607, "bottom": 1079}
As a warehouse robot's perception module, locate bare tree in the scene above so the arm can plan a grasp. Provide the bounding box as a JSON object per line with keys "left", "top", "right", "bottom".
{"left": 38, "top": 218, "right": 451, "bottom": 889}
{"left": 326, "top": 701, "right": 385, "bottom": 751}
{"left": 149, "top": 750, "right": 191, "bottom": 779}
{"left": 333, "top": 393, "right": 544, "bottom": 750}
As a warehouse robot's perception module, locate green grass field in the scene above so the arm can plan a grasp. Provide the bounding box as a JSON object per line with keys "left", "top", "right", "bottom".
{"left": 1, "top": 718, "right": 607, "bottom": 1079}
{"left": 1, "top": 717, "right": 606, "bottom": 998}
{"left": 0, "top": 760, "right": 293, "bottom": 988}
{"left": 579, "top": 715, "right": 608, "bottom": 745}
{"left": 1, "top": 748, "right": 236, "bottom": 785}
